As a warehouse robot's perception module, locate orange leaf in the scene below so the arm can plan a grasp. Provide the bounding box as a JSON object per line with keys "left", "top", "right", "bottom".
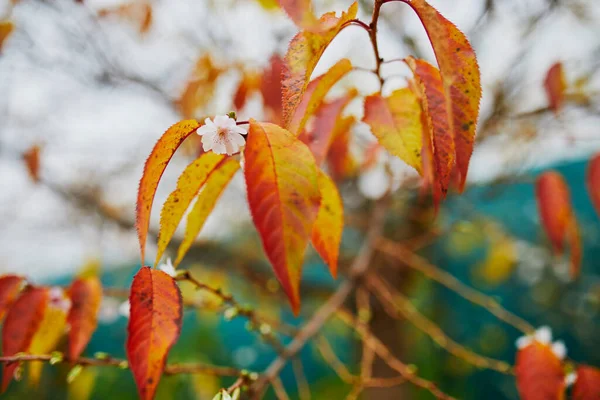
{"left": 0, "top": 21, "right": 14, "bottom": 52}
{"left": 261, "top": 55, "right": 284, "bottom": 124}
{"left": 586, "top": 153, "right": 600, "bottom": 218}
{"left": 126, "top": 267, "right": 182, "bottom": 400}
{"left": 406, "top": 57, "right": 454, "bottom": 200}
{"left": 28, "top": 288, "right": 70, "bottom": 385}
{"left": 288, "top": 58, "right": 352, "bottom": 136}
{"left": 22, "top": 145, "right": 41, "bottom": 183}
{"left": 136, "top": 120, "right": 200, "bottom": 262}
{"left": 566, "top": 216, "right": 582, "bottom": 279}
{"left": 233, "top": 72, "right": 261, "bottom": 110}
{"left": 0, "top": 276, "right": 24, "bottom": 321}
{"left": 572, "top": 365, "right": 600, "bottom": 400}
{"left": 363, "top": 88, "right": 423, "bottom": 174}
{"left": 515, "top": 342, "right": 565, "bottom": 400}
{"left": 175, "top": 158, "right": 240, "bottom": 266}
{"left": 401, "top": 0, "right": 481, "bottom": 190}
{"left": 544, "top": 62, "right": 567, "bottom": 114}
{"left": 326, "top": 116, "right": 356, "bottom": 181}
{"left": 282, "top": 2, "right": 357, "bottom": 127}
{"left": 277, "top": 0, "right": 319, "bottom": 31}
{"left": 155, "top": 153, "right": 228, "bottom": 266}
{"left": 244, "top": 120, "right": 320, "bottom": 314}
{"left": 176, "top": 56, "right": 223, "bottom": 119}
{"left": 67, "top": 277, "right": 102, "bottom": 360}
{"left": 1, "top": 287, "right": 48, "bottom": 392}
{"left": 299, "top": 89, "right": 356, "bottom": 164}
{"left": 312, "top": 170, "right": 343, "bottom": 277}
{"left": 536, "top": 171, "right": 573, "bottom": 254}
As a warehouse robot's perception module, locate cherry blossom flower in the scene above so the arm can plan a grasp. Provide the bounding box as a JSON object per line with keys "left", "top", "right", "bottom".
{"left": 159, "top": 257, "right": 176, "bottom": 277}
{"left": 515, "top": 325, "right": 568, "bottom": 360}
{"left": 197, "top": 115, "right": 247, "bottom": 155}
{"left": 48, "top": 286, "right": 72, "bottom": 312}
{"left": 565, "top": 372, "right": 577, "bottom": 387}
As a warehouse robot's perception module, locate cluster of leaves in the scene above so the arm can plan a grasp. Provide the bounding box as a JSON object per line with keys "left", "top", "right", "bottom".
{"left": 0, "top": 273, "right": 102, "bottom": 392}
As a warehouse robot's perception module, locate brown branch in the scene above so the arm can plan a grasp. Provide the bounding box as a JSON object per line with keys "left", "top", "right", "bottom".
{"left": 249, "top": 200, "right": 388, "bottom": 398}
{"left": 375, "top": 237, "right": 535, "bottom": 334}
{"left": 366, "top": 274, "right": 513, "bottom": 374}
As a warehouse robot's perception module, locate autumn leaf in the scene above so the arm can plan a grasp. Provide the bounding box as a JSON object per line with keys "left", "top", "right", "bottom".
{"left": 363, "top": 88, "right": 423, "bottom": 174}
{"left": 288, "top": 58, "right": 353, "bottom": 136}
{"left": 515, "top": 341, "right": 565, "bottom": 400}
{"left": 277, "top": 0, "right": 319, "bottom": 31}
{"left": 233, "top": 72, "right": 262, "bottom": 110}
{"left": 67, "top": 276, "right": 102, "bottom": 360}
{"left": 21, "top": 145, "right": 41, "bottom": 183}
{"left": 261, "top": 55, "right": 284, "bottom": 124}
{"left": 155, "top": 152, "right": 228, "bottom": 266}
{"left": 312, "top": 170, "right": 343, "bottom": 277}
{"left": 282, "top": 2, "right": 357, "bottom": 127}
{"left": 28, "top": 288, "right": 70, "bottom": 385}
{"left": 572, "top": 365, "right": 600, "bottom": 400}
{"left": 98, "top": 1, "right": 153, "bottom": 34}
{"left": 327, "top": 116, "right": 356, "bottom": 181}
{"left": 136, "top": 120, "right": 200, "bottom": 262}
{"left": 299, "top": 89, "right": 356, "bottom": 164}
{"left": 244, "top": 120, "right": 320, "bottom": 313}
{"left": 586, "top": 153, "right": 600, "bottom": 218}
{"left": 475, "top": 234, "right": 516, "bottom": 286}
{"left": 0, "top": 276, "right": 24, "bottom": 321}
{"left": 544, "top": 62, "right": 567, "bottom": 114}
{"left": 406, "top": 57, "right": 454, "bottom": 200}
{"left": 126, "top": 267, "right": 183, "bottom": 400}
{"left": 1, "top": 286, "right": 48, "bottom": 392}
{"left": 400, "top": 0, "right": 481, "bottom": 190}
{"left": 175, "top": 158, "right": 240, "bottom": 266}
{"left": 0, "top": 21, "right": 14, "bottom": 52}
{"left": 176, "top": 56, "right": 223, "bottom": 119}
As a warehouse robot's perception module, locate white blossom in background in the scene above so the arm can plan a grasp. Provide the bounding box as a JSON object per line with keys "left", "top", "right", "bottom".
{"left": 515, "top": 325, "right": 568, "bottom": 360}
{"left": 158, "top": 258, "right": 176, "bottom": 277}
{"left": 565, "top": 372, "right": 578, "bottom": 387}
{"left": 98, "top": 297, "right": 121, "bottom": 324}
{"left": 48, "top": 286, "right": 72, "bottom": 312}
{"left": 197, "top": 116, "right": 247, "bottom": 155}
{"left": 119, "top": 300, "right": 130, "bottom": 319}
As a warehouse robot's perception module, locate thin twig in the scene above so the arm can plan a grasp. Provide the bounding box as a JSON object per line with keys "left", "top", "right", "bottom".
{"left": 292, "top": 358, "right": 311, "bottom": 400}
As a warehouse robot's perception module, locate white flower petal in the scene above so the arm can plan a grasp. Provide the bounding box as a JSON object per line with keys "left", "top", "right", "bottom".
{"left": 204, "top": 117, "right": 215, "bottom": 127}
{"left": 230, "top": 132, "right": 246, "bottom": 147}
{"left": 535, "top": 326, "right": 552, "bottom": 345}
{"left": 214, "top": 115, "right": 232, "bottom": 127}
{"left": 565, "top": 372, "right": 577, "bottom": 387}
{"left": 232, "top": 125, "right": 247, "bottom": 135}
{"left": 551, "top": 340, "right": 567, "bottom": 360}
{"left": 212, "top": 141, "right": 227, "bottom": 155}
{"left": 516, "top": 335, "right": 533, "bottom": 349}
{"left": 197, "top": 124, "right": 217, "bottom": 136}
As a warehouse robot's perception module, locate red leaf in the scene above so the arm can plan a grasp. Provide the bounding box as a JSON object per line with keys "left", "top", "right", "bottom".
{"left": 515, "top": 342, "right": 565, "bottom": 400}
{"left": 1, "top": 286, "right": 48, "bottom": 392}
{"left": 400, "top": 0, "right": 481, "bottom": 191}
{"left": 277, "top": 0, "right": 319, "bottom": 31}
{"left": 22, "top": 145, "right": 41, "bottom": 183}
{"left": 587, "top": 153, "right": 600, "bottom": 218}
{"left": 67, "top": 277, "right": 102, "bottom": 360}
{"left": 244, "top": 120, "right": 320, "bottom": 314}
{"left": 0, "top": 276, "right": 24, "bottom": 321}
{"left": 406, "top": 57, "right": 454, "bottom": 201}
{"left": 260, "top": 55, "right": 284, "bottom": 125}
{"left": 233, "top": 72, "right": 261, "bottom": 110}
{"left": 136, "top": 120, "right": 200, "bottom": 261}
{"left": 326, "top": 116, "right": 356, "bottom": 181}
{"left": 544, "top": 62, "right": 567, "bottom": 114}
{"left": 572, "top": 365, "right": 600, "bottom": 400}
{"left": 126, "top": 267, "right": 182, "bottom": 400}
{"left": 299, "top": 90, "right": 356, "bottom": 165}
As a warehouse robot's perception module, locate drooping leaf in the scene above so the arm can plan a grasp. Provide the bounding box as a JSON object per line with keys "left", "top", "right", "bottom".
{"left": 155, "top": 153, "right": 227, "bottom": 266}
{"left": 175, "top": 158, "right": 240, "bottom": 266}
{"left": 544, "top": 62, "right": 567, "bottom": 114}
{"left": 536, "top": 171, "right": 573, "bottom": 254}
{"left": 400, "top": 0, "right": 481, "bottom": 190}
{"left": 312, "top": 170, "right": 343, "bottom": 277}
{"left": 261, "top": 55, "right": 284, "bottom": 124}
{"left": 326, "top": 116, "right": 356, "bottom": 181}
{"left": 126, "top": 267, "right": 183, "bottom": 400}
{"left": 0, "top": 276, "right": 24, "bottom": 321}
{"left": 0, "top": 21, "right": 14, "bottom": 52}
{"left": 406, "top": 57, "right": 454, "bottom": 199}
{"left": 299, "top": 89, "right": 356, "bottom": 164}
{"left": 515, "top": 341, "right": 565, "bottom": 400}
{"left": 136, "top": 120, "right": 200, "bottom": 262}
{"left": 282, "top": 2, "right": 357, "bottom": 127}
{"left": 28, "top": 288, "right": 70, "bottom": 385}
{"left": 586, "top": 153, "right": 600, "bottom": 218}
{"left": 67, "top": 276, "right": 102, "bottom": 360}
{"left": 277, "top": 0, "right": 319, "bottom": 31}
{"left": 22, "top": 145, "right": 41, "bottom": 183}
{"left": 176, "top": 56, "right": 223, "bottom": 119}
{"left": 572, "top": 365, "right": 600, "bottom": 400}
{"left": 288, "top": 58, "right": 353, "bottom": 136}
{"left": 1, "top": 286, "right": 48, "bottom": 392}
{"left": 244, "top": 120, "right": 320, "bottom": 313}
{"left": 233, "top": 72, "right": 261, "bottom": 110}
{"left": 363, "top": 88, "right": 423, "bottom": 174}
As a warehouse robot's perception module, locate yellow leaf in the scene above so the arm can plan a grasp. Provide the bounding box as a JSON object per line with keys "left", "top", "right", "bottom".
{"left": 312, "top": 170, "right": 343, "bottom": 277}
{"left": 0, "top": 20, "right": 14, "bottom": 52}
{"left": 156, "top": 152, "right": 228, "bottom": 266}
{"left": 175, "top": 158, "right": 240, "bottom": 266}
{"left": 363, "top": 88, "right": 423, "bottom": 174}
